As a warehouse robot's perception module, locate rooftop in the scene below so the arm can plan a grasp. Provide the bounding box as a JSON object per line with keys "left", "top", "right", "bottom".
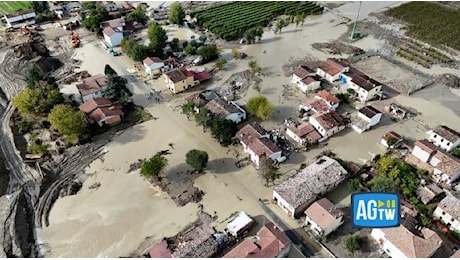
{"left": 359, "top": 105, "right": 381, "bottom": 119}
{"left": 274, "top": 156, "right": 348, "bottom": 209}
{"left": 76, "top": 74, "right": 108, "bottom": 96}
{"left": 433, "top": 150, "right": 460, "bottom": 177}
{"left": 415, "top": 183, "right": 444, "bottom": 204}
{"left": 287, "top": 122, "right": 317, "bottom": 138}
{"left": 305, "top": 198, "right": 343, "bottom": 230}
{"left": 101, "top": 17, "right": 125, "bottom": 28}
{"left": 236, "top": 124, "right": 269, "bottom": 145}
{"left": 103, "top": 27, "right": 119, "bottom": 36}
{"left": 88, "top": 106, "right": 124, "bottom": 123}
{"left": 312, "top": 110, "right": 344, "bottom": 131}
{"left": 382, "top": 131, "right": 402, "bottom": 141}
{"left": 227, "top": 211, "right": 254, "bottom": 236}
{"left": 149, "top": 240, "right": 172, "bottom": 258}
{"left": 79, "top": 97, "right": 112, "bottom": 113}
{"left": 184, "top": 93, "right": 209, "bottom": 108}
{"left": 414, "top": 139, "right": 439, "bottom": 154}
{"left": 315, "top": 90, "right": 340, "bottom": 104}
{"left": 318, "top": 58, "right": 348, "bottom": 76}
{"left": 223, "top": 222, "right": 291, "bottom": 258}
{"left": 293, "top": 66, "right": 312, "bottom": 79}
{"left": 248, "top": 137, "right": 281, "bottom": 157}
{"left": 351, "top": 74, "right": 381, "bottom": 91}
{"left": 432, "top": 125, "right": 460, "bottom": 143}
{"left": 376, "top": 225, "right": 442, "bottom": 258}
{"left": 205, "top": 97, "right": 243, "bottom": 118}
{"left": 143, "top": 57, "right": 163, "bottom": 66}
{"left": 164, "top": 68, "right": 188, "bottom": 83}
{"left": 5, "top": 9, "right": 35, "bottom": 18}
{"left": 437, "top": 195, "right": 460, "bottom": 220}
{"left": 451, "top": 249, "right": 460, "bottom": 258}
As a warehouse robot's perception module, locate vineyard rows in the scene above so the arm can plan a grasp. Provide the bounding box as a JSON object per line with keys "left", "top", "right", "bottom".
{"left": 190, "top": 1, "right": 324, "bottom": 41}
{"left": 393, "top": 38, "right": 453, "bottom": 68}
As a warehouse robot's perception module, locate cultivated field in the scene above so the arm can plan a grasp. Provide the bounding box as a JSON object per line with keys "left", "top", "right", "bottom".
{"left": 392, "top": 38, "right": 453, "bottom": 68}
{"left": 190, "top": 1, "right": 323, "bottom": 40}
{"left": 0, "top": 1, "right": 31, "bottom": 16}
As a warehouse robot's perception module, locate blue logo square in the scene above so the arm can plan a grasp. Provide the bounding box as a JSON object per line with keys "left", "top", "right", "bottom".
{"left": 351, "top": 192, "right": 401, "bottom": 228}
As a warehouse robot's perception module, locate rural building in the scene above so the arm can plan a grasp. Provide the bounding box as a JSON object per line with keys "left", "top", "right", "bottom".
{"left": 291, "top": 66, "right": 321, "bottom": 93}
{"left": 415, "top": 183, "right": 444, "bottom": 205}
{"left": 428, "top": 125, "right": 460, "bottom": 152}
{"left": 226, "top": 211, "right": 255, "bottom": 237}
{"left": 223, "top": 222, "right": 291, "bottom": 258}
{"left": 451, "top": 249, "right": 460, "bottom": 258}
{"left": 316, "top": 58, "right": 349, "bottom": 83}
{"left": 143, "top": 57, "right": 165, "bottom": 75}
{"left": 101, "top": 18, "right": 126, "bottom": 47}
{"left": 204, "top": 97, "right": 246, "bottom": 124}
{"left": 163, "top": 68, "right": 212, "bottom": 94}
{"left": 149, "top": 240, "right": 173, "bottom": 258}
{"left": 184, "top": 93, "right": 209, "bottom": 113}
{"left": 304, "top": 198, "right": 344, "bottom": 237}
{"left": 433, "top": 195, "right": 460, "bottom": 232}
{"left": 351, "top": 105, "right": 382, "bottom": 133}
{"left": 236, "top": 124, "right": 286, "bottom": 169}
{"left": 285, "top": 122, "right": 321, "bottom": 145}
{"left": 371, "top": 224, "right": 442, "bottom": 258}
{"left": 341, "top": 72, "right": 383, "bottom": 102}
{"left": 100, "top": 1, "right": 119, "bottom": 12}
{"left": 411, "top": 140, "right": 460, "bottom": 184}
{"left": 76, "top": 74, "right": 108, "bottom": 103}
{"left": 4, "top": 9, "right": 36, "bottom": 28}
{"left": 309, "top": 110, "right": 346, "bottom": 141}
{"left": 79, "top": 97, "right": 124, "bottom": 127}
{"left": 380, "top": 131, "right": 403, "bottom": 149}
{"left": 273, "top": 156, "right": 348, "bottom": 218}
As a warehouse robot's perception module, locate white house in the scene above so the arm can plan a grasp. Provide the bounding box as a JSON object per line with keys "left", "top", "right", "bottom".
{"left": 381, "top": 131, "right": 403, "bottom": 148}
{"left": 316, "top": 59, "right": 349, "bottom": 83}
{"left": 341, "top": 73, "right": 382, "bottom": 102}
{"left": 299, "top": 91, "right": 340, "bottom": 119}
{"left": 434, "top": 195, "right": 460, "bottom": 232}
{"left": 143, "top": 57, "right": 165, "bottom": 75}
{"left": 76, "top": 74, "right": 108, "bottom": 103}
{"left": 4, "top": 10, "right": 36, "bottom": 28}
{"left": 101, "top": 18, "right": 126, "bottom": 47}
{"left": 371, "top": 225, "right": 442, "bottom": 258}
{"left": 236, "top": 124, "right": 286, "bottom": 169}
{"left": 285, "top": 122, "right": 322, "bottom": 145}
{"left": 351, "top": 105, "right": 382, "bottom": 133}
{"left": 412, "top": 139, "right": 439, "bottom": 163}
{"left": 304, "top": 198, "right": 344, "bottom": 237}
{"left": 309, "top": 110, "right": 346, "bottom": 141}
{"left": 291, "top": 66, "right": 321, "bottom": 93}
{"left": 428, "top": 125, "right": 460, "bottom": 152}
{"left": 273, "top": 156, "right": 348, "bottom": 218}
{"left": 204, "top": 97, "right": 246, "bottom": 124}
{"left": 291, "top": 66, "right": 312, "bottom": 85}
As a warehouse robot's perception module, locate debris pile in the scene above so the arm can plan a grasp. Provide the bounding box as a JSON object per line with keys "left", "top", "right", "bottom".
{"left": 437, "top": 74, "right": 460, "bottom": 89}
{"left": 312, "top": 41, "right": 365, "bottom": 56}
{"left": 282, "top": 55, "right": 321, "bottom": 77}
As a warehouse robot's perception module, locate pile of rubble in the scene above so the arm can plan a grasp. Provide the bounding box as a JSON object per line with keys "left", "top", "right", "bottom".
{"left": 437, "top": 74, "right": 460, "bottom": 89}
{"left": 312, "top": 41, "right": 365, "bottom": 56}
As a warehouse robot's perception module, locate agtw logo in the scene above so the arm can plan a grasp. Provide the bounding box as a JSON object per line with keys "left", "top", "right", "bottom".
{"left": 351, "top": 192, "right": 400, "bottom": 228}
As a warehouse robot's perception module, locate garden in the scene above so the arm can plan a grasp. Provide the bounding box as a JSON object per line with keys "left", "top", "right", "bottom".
{"left": 0, "top": 1, "right": 31, "bottom": 16}
{"left": 393, "top": 38, "right": 453, "bottom": 68}
{"left": 190, "top": 1, "right": 324, "bottom": 40}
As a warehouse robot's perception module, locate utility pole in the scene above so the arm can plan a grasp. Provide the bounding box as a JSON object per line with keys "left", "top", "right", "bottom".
{"left": 350, "top": 1, "right": 362, "bottom": 40}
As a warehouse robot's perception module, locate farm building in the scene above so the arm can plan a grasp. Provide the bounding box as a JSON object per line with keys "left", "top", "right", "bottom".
{"left": 3, "top": 9, "right": 36, "bottom": 28}
{"left": 428, "top": 125, "right": 460, "bottom": 152}
{"left": 351, "top": 105, "right": 382, "bottom": 133}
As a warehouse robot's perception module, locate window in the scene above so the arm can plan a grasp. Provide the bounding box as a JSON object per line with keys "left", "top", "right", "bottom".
{"left": 434, "top": 134, "right": 437, "bottom": 138}
{"left": 451, "top": 218, "right": 455, "bottom": 222}
{"left": 447, "top": 142, "right": 451, "bottom": 146}
{"left": 441, "top": 138, "right": 444, "bottom": 142}
{"left": 442, "top": 212, "right": 446, "bottom": 215}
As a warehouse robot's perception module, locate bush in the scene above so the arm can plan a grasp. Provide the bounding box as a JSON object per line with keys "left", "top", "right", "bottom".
{"left": 185, "top": 149, "right": 209, "bottom": 171}
{"left": 141, "top": 155, "right": 168, "bottom": 179}
{"left": 27, "top": 143, "right": 48, "bottom": 155}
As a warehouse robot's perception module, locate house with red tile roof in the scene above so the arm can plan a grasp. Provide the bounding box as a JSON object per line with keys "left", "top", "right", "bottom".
{"left": 341, "top": 71, "right": 383, "bottom": 102}
{"left": 143, "top": 57, "right": 164, "bottom": 75}
{"left": 351, "top": 105, "right": 382, "bottom": 133}
{"left": 79, "top": 97, "right": 124, "bottom": 127}
{"left": 223, "top": 222, "right": 292, "bottom": 258}
{"left": 299, "top": 90, "right": 340, "bottom": 118}
{"left": 428, "top": 125, "right": 460, "bottom": 152}
{"left": 309, "top": 110, "right": 346, "bottom": 141}
{"left": 101, "top": 17, "right": 125, "bottom": 47}
{"left": 76, "top": 74, "right": 108, "bottom": 103}
{"left": 236, "top": 124, "right": 286, "bottom": 169}
{"left": 291, "top": 66, "right": 321, "bottom": 93}
{"left": 380, "top": 131, "right": 403, "bottom": 148}
{"left": 163, "top": 68, "right": 212, "bottom": 94}
{"left": 316, "top": 58, "right": 349, "bottom": 83}
{"left": 371, "top": 224, "right": 442, "bottom": 258}
{"left": 285, "top": 122, "right": 321, "bottom": 145}
{"left": 204, "top": 97, "right": 246, "bottom": 123}
{"left": 304, "top": 198, "right": 344, "bottom": 237}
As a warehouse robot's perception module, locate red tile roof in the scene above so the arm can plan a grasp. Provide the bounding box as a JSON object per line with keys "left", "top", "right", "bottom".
{"left": 88, "top": 106, "right": 124, "bottom": 123}
{"left": 315, "top": 90, "right": 340, "bottom": 104}
{"left": 223, "top": 222, "right": 290, "bottom": 258}
{"left": 382, "top": 131, "right": 402, "bottom": 141}
{"left": 149, "top": 240, "right": 172, "bottom": 258}
{"left": 193, "top": 71, "right": 213, "bottom": 82}
{"left": 318, "top": 58, "right": 348, "bottom": 76}
{"left": 293, "top": 66, "right": 311, "bottom": 79}
{"left": 79, "top": 97, "right": 112, "bottom": 113}
{"left": 359, "top": 105, "right": 381, "bottom": 119}
{"left": 312, "top": 111, "right": 344, "bottom": 131}
{"left": 433, "top": 125, "right": 460, "bottom": 143}
{"left": 236, "top": 124, "right": 269, "bottom": 145}
{"left": 451, "top": 249, "right": 460, "bottom": 258}
{"left": 103, "top": 27, "right": 118, "bottom": 37}
{"left": 305, "top": 198, "right": 343, "bottom": 231}
{"left": 164, "top": 68, "right": 188, "bottom": 83}
{"left": 248, "top": 137, "right": 281, "bottom": 157}
{"left": 76, "top": 74, "right": 107, "bottom": 96}
{"left": 287, "top": 122, "right": 316, "bottom": 138}
{"left": 414, "top": 139, "right": 438, "bottom": 154}
{"left": 143, "top": 57, "right": 163, "bottom": 66}
{"left": 102, "top": 17, "right": 125, "bottom": 28}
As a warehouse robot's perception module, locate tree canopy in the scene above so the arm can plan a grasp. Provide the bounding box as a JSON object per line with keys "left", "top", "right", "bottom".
{"left": 210, "top": 117, "right": 238, "bottom": 146}
{"left": 181, "top": 101, "right": 195, "bottom": 120}
{"left": 197, "top": 44, "right": 220, "bottom": 63}
{"left": 261, "top": 158, "right": 280, "bottom": 186}
{"left": 104, "top": 74, "right": 132, "bottom": 105}
{"left": 195, "top": 107, "right": 212, "bottom": 132}
{"left": 25, "top": 67, "right": 56, "bottom": 88}
{"left": 148, "top": 22, "right": 168, "bottom": 53}
{"left": 185, "top": 149, "right": 209, "bottom": 171}
{"left": 169, "top": 2, "right": 185, "bottom": 25}
{"left": 344, "top": 235, "right": 362, "bottom": 254}
{"left": 13, "top": 81, "right": 64, "bottom": 116}
{"left": 126, "top": 5, "right": 148, "bottom": 24}
{"left": 48, "top": 104, "right": 88, "bottom": 143}
{"left": 274, "top": 19, "right": 286, "bottom": 34}
{"left": 104, "top": 64, "right": 118, "bottom": 76}
{"left": 121, "top": 38, "right": 153, "bottom": 61}
{"left": 141, "top": 154, "right": 168, "bottom": 179}
{"left": 82, "top": 4, "right": 109, "bottom": 34}
{"left": 244, "top": 26, "right": 263, "bottom": 44}
{"left": 246, "top": 96, "right": 274, "bottom": 121}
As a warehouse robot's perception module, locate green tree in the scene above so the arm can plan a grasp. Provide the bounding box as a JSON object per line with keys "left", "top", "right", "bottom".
{"left": 368, "top": 175, "right": 395, "bottom": 192}
{"left": 244, "top": 26, "right": 263, "bottom": 44}
{"left": 181, "top": 101, "right": 195, "bottom": 120}
{"left": 195, "top": 108, "right": 212, "bottom": 132}
{"left": 13, "top": 81, "right": 64, "bottom": 116}
{"left": 261, "top": 158, "right": 280, "bottom": 186}
{"left": 121, "top": 38, "right": 152, "bottom": 61}
{"left": 246, "top": 96, "right": 274, "bottom": 121}
{"left": 215, "top": 58, "right": 227, "bottom": 69}
{"left": 104, "top": 74, "right": 132, "bottom": 105}
{"left": 185, "top": 149, "right": 209, "bottom": 171}
{"left": 210, "top": 117, "right": 238, "bottom": 146}
{"left": 148, "top": 22, "right": 168, "bottom": 53}
{"left": 452, "top": 147, "right": 460, "bottom": 158}
{"left": 169, "top": 2, "right": 185, "bottom": 25}
{"left": 104, "top": 64, "right": 117, "bottom": 76}
{"left": 126, "top": 5, "right": 148, "bottom": 24}
{"left": 48, "top": 104, "right": 88, "bottom": 143}
{"left": 26, "top": 67, "right": 56, "bottom": 88}
{"left": 170, "top": 37, "right": 180, "bottom": 51}
{"left": 141, "top": 154, "right": 168, "bottom": 179}
{"left": 197, "top": 44, "right": 220, "bottom": 63}
{"left": 184, "top": 44, "right": 194, "bottom": 55}
{"left": 274, "top": 19, "right": 285, "bottom": 34}
{"left": 347, "top": 178, "right": 361, "bottom": 191}
{"left": 344, "top": 235, "right": 362, "bottom": 254}
{"left": 82, "top": 4, "right": 109, "bottom": 34}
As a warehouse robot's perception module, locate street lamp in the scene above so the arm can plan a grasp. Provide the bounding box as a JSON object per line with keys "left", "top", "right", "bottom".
{"left": 350, "top": 1, "right": 362, "bottom": 40}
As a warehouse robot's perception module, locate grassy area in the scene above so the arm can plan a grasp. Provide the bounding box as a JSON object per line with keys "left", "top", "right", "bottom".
{"left": 0, "top": 1, "right": 31, "bottom": 16}
{"left": 385, "top": 2, "right": 460, "bottom": 51}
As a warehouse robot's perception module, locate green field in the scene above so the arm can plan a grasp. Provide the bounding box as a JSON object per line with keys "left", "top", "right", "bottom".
{"left": 0, "top": 1, "right": 31, "bottom": 16}
{"left": 385, "top": 2, "right": 460, "bottom": 51}
{"left": 190, "top": 2, "right": 324, "bottom": 41}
